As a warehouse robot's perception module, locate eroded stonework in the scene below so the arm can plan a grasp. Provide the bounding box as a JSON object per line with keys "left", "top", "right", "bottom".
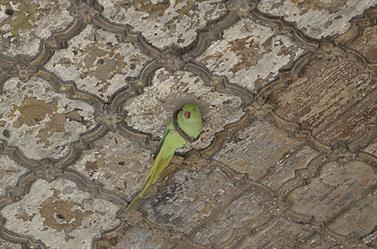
{"left": 46, "top": 25, "right": 151, "bottom": 100}
{"left": 270, "top": 46, "right": 377, "bottom": 145}
{"left": 348, "top": 25, "right": 377, "bottom": 63}
{"left": 0, "top": 238, "right": 21, "bottom": 249}
{"left": 288, "top": 160, "right": 377, "bottom": 222}
{"left": 1, "top": 178, "right": 120, "bottom": 249}
{"left": 106, "top": 219, "right": 178, "bottom": 249}
{"left": 145, "top": 156, "right": 244, "bottom": 234}
{"left": 100, "top": 0, "right": 227, "bottom": 49}
{"left": 0, "top": 155, "right": 27, "bottom": 196}
{"left": 258, "top": 0, "right": 377, "bottom": 38}
{"left": 72, "top": 132, "right": 152, "bottom": 199}
{"left": 0, "top": 77, "right": 95, "bottom": 159}
{"left": 215, "top": 117, "right": 304, "bottom": 181}
{"left": 0, "top": 0, "right": 73, "bottom": 56}
{"left": 199, "top": 17, "right": 306, "bottom": 92}
{"left": 238, "top": 217, "right": 312, "bottom": 249}
{"left": 0, "top": 0, "right": 377, "bottom": 248}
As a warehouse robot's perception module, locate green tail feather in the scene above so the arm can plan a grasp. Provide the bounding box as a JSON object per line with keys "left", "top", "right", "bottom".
{"left": 125, "top": 147, "right": 175, "bottom": 212}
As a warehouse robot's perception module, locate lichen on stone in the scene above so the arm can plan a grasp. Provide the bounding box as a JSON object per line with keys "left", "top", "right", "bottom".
{"left": 0, "top": 77, "right": 95, "bottom": 159}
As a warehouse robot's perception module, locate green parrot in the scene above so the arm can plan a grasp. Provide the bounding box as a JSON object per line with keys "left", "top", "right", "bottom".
{"left": 125, "top": 103, "right": 203, "bottom": 211}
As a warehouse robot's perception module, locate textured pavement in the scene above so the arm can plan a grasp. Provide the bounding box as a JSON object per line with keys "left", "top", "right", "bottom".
{"left": 1, "top": 0, "right": 377, "bottom": 248}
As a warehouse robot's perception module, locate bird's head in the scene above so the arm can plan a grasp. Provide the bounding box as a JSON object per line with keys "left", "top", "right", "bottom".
{"left": 182, "top": 103, "right": 202, "bottom": 120}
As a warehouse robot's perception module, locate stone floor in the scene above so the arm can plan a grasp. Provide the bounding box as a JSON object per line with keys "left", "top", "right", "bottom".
{"left": 0, "top": 0, "right": 377, "bottom": 248}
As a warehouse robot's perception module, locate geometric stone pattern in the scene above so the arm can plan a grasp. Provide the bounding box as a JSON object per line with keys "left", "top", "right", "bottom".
{"left": 0, "top": 0, "right": 376, "bottom": 249}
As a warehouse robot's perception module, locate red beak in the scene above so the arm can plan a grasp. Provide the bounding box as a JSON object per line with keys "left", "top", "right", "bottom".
{"left": 184, "top": 111, "right": 191, "bottom": 119}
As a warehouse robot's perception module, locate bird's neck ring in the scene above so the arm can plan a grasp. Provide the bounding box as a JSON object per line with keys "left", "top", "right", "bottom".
{"left": 173, "top": 109, "right": 198, "bottom": 143}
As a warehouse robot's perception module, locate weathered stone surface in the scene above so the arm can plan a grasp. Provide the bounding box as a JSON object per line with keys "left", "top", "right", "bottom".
{"left": 317, "top": 92, "right": 377, "bottom": 145}
{"left": 192, "top": 188, "right": 272, "bottom": 248}
{"left": 0, "top": 178, "right": 120, "bottom": 249}
{"left": 258, "top": 0, "right": 377, "bottom": 39}
{"left": 300, "top": 233, "right": 339, "bottom": 249}
{"left": 0, "top": 0, "right": 73, "bottom": 56}
{"left": 0, "top": 77, "right": 95, "bottom": 160}
{"left": 45, "top": 25, "right": 151, "bottom": 100}
{"left": 365, "top": 137, "right": 377, "bottom": 156}
{"left": 72, "top": 132, "right": 152, "bottom": 199}
{"left": 288, "top": 160, "right": 377, "bottom": 222}
{"left": 348, "top": 26, "right": 377, "bottom": 63}
{"left": 0, "top": 155, "right": 27, "bottom": 196}
{"left": 237, "top": 217, "right": 312, "bottom": 249}
{"left": 260, "top": 145, "right": 319, "bottom": 191}
{"left": 214, "top": 118, "right": 304, "bottom": 182}
{"left": 198, "top": 17, "right": 306, "bottom": 92}
{"left": 270, "top": 47, "right": 377, "bottom": 145}
{"left": 111, "top": 222, "right": 178, "bottom": 249}
{"left": 100, "top": 0, "right": 227, "bottom": 49}
{"left": 1, "top": 0, "right": 377, "bottom": 248}
{"left": 329, "top": 188, "right": 377, "bottom": 237}
{"left": 145, "top": 157, "right": 243, "bottom": 234}
{"left": 124, "top": 68, "right": 244, "bottom": 150}
{"left": 0, "top": 239, "right": 21, "bottom": 249}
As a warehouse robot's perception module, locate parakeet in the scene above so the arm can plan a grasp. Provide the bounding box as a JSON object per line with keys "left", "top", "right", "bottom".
{"left": 125, "top": 103, "right": 203, "bottom": 211}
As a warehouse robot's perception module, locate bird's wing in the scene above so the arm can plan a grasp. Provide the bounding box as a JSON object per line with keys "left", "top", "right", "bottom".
{"left": 152, "top": 125, "right": 172, "bottom": 159}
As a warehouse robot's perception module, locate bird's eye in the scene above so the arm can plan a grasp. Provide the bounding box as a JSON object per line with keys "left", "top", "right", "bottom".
{"left": 184, "top": 111, "right": 191, "bottom": 119}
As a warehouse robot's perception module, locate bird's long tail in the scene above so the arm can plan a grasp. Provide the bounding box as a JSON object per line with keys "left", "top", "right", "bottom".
{"left": 125, "top": 148, "right": 175, "bottom": 212}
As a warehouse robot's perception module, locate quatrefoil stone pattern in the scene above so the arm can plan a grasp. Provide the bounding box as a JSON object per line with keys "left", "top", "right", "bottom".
{"left": 0, "top": 0, "right": 377, "bottom": 248}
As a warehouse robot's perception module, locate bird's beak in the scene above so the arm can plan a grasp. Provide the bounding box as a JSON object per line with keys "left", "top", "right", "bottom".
{"left": 184, "top": 111, "right": 191, "bottom": 119}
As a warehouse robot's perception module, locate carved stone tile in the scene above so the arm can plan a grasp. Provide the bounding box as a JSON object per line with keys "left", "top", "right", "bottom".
{"left": 214, "top": 117, "right": 304, "bottom": 182}
{"left": 237, "top": 217, "right": 313, "bottom": 249}
{"left": 0, "top": 77, "right": 95, "bottom": 160}
{"left": 260, "top": 145, "right": 319, "bottom": 192}
{"left": 45, "top": 25, "right": 151, "bottom": 100}
{"left": 1, "top": 0, "right": 377, "bottom": 248}
{"left": 300, "top": 233, "right": 339, "bottom": 249}
{"left": 270, "top": 46, "right": 377, "bottom": 145}
{"left": 123, "top": 68, "right": 244, "bottom": 150}
{"left": 72, "top": 132, "right": 152, "bottom": 199}
{"left": 348, "top": 26, "right": 377, "bottom": 63}
{"left": 288, "top": 160, "right": 377, "bottom": 223}
{"left": 144, "top": 157, "right": 244, "bottom": 235}
{"left": 329, "top": 187, "right": 377, "bottom": 238}
{"left": 0, "top": 239, "right": 21, "bottom": 249}
{"left": 198, "top": 17, "right": 307, "bottom": 92}
{"left": 0, "top": 0, "right": 73, "bottom": 56}
{"left": 192, "top": 188, "right": 272, "bottom": 248}
{"left": 0, "top": 178, "right": 120, "bottom": 249}
{"left": 258, "top": 0, "right": 377, "bottom": 38}
{"left": 100, "top": 0, "right": 227, "bottom": 49}
{"left": 107, "top": 222, "right": 178, "bottom": 249}
{"left": 0, "top": 155, "right": 27, "bottom": 196}
{"left": 367, "top": 235, "right": 377, "bottom": 248}
{"left": 317, "top": 93, "right": 377, "bottom": 145}
{"left": 365, "top": 137, "right": 377, "bottom": 156}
